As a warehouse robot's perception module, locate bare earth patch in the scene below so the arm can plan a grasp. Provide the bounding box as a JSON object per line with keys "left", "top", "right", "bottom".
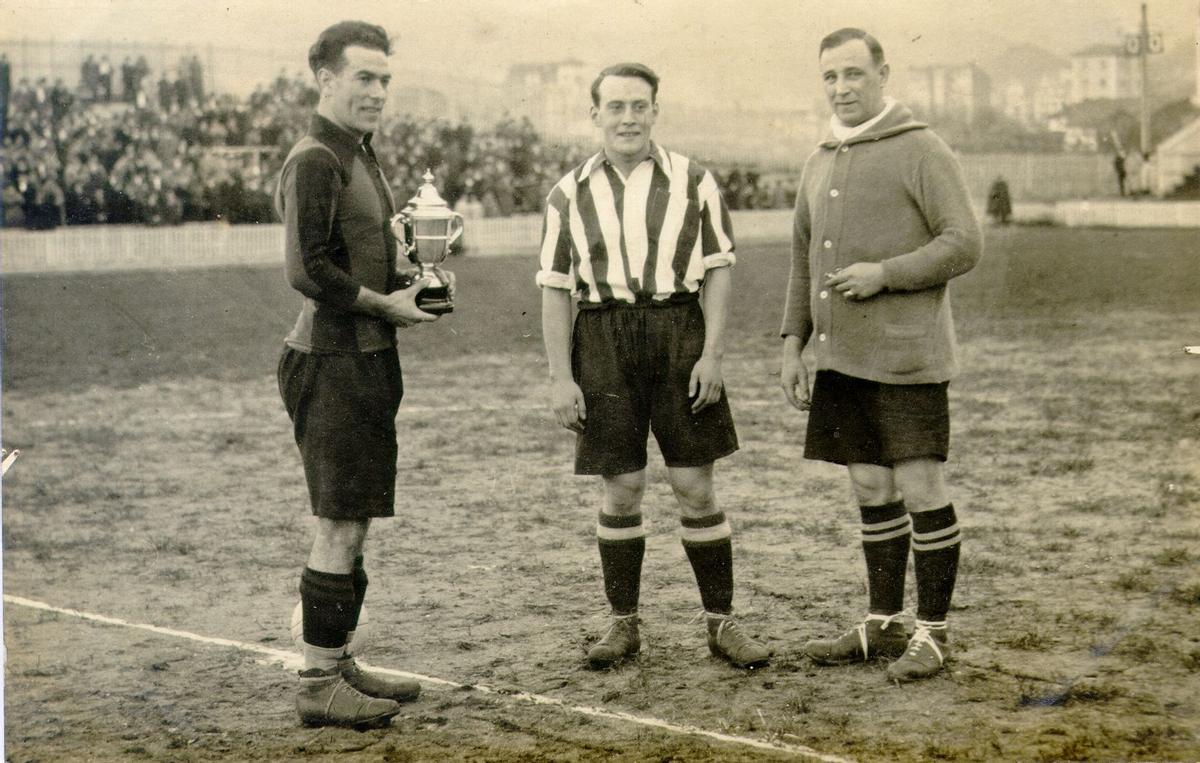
{"left": 4, "top": 230, "right": 1199, "bottom": 761}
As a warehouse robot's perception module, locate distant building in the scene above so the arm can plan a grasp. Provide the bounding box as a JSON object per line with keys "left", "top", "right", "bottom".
{"left": 1004, "top": 72, "right": 1069, "bottom": 128}
{"left": 1194, "top": 1, "right": 1200, "bottom": 108}
{"left": 1002, "top": 81, "right": 1030, "bottom": 125}
{"left": 1031, "top": 73, "right": 1070, "bottom": 124}
{"left": 1046, "top": 114, "right": 1099, "bottom": 151}
{"left": 907, "top": 63, "right": 992, "bottom": 124}
{"left": 1151, "top": 116, "right": 1200, "bottom": 194}
{"left": 1148, "top": 2, "right": 1200, "bottom": 194}
{"left": 504, "top": 59, "right": 591, "bottom": 137}
{"left": 1066, "top": 44, "right": 1138, "bottom": 103}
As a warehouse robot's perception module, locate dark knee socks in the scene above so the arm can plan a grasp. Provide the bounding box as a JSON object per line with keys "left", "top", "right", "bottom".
{"left": 597, "top": 512, "right": 646, "bottom": 615}
{"left": 911, "top": 504, "right": 961, "bottom": 622}
{"left": 859, "top": 501, "right": 911, "bottom": 615}
{"left": 299, "top": 567, "right": 356, "bottom": 650}
{"left": 681, "top": 512, "right": 734, "bottom": 615}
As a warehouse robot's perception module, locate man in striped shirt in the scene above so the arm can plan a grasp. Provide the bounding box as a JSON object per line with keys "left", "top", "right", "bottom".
{"left": 538, "top": 62, "right": 769, "bottom": 670}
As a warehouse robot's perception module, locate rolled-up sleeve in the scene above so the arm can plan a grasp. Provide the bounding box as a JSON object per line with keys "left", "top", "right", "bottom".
{"left": 280, "top": 148, "right": 361, "bottom": 308}
{"left": 698, "top": 171, "right": 736, "bottom": 269}
{"left": 535, "top": 184, "right": 575, "bottom": 290}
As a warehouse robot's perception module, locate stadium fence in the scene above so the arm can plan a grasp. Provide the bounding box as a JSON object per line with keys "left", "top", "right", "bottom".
{"left": 3, "top": 204, "right": 1197, "bottom": 275}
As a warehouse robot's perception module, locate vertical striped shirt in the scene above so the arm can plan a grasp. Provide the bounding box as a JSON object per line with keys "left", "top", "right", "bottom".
{"left": 536, "top": 144, "right": 736, "bottom": 305}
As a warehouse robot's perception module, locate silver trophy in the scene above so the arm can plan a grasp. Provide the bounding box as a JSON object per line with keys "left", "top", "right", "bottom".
{"left": 390, "top": 169, "right": 462, "bottom": 315}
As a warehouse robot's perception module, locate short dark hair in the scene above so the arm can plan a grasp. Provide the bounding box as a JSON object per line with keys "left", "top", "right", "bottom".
{"left": 819, "top": 28, "right": 885, "bottom": 67}
{"left": 590, "top": 63, "right": 659, "bottom": 106}
{"left": 308, "top": 21, "right": 391, "bottom": 76}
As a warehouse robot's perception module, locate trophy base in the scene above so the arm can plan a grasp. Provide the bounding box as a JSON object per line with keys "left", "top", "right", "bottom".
{"left": 418, "top": 300, "right": 454, "bottom": 316}
{"left": 417, "top": 284, "right": 454, "bottom": 315}
{"left": 396, "top": 272, "right": 454, "bottom": 315}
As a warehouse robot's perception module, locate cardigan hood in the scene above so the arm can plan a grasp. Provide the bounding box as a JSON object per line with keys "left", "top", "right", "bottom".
{"left": 818, "top": 102, "right": 927, "bottom": 149}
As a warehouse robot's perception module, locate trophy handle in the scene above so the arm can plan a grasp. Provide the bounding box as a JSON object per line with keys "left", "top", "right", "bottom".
{"left": 446, "top": 212, "right": 464, "bottom": 246}
{"left": 389, "top": 211, "right": 414, "bottom": 256}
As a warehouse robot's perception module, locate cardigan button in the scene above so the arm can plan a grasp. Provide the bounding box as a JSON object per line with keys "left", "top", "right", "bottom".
{"left": 818, "top": 333, "right": 827, "bottom": 342}
{"left": 830, "top": 189, "right": 839, "bottom": 197}
{"left": 819, "top": 290, "right": 829, "bottom": 299}
{"left": 823, "top": 240, "right": 832, "bottom": 249}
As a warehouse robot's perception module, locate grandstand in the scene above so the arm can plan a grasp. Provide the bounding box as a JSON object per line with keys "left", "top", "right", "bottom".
{"left": 1, "top": 37, "right": 1139, "bottom": 233}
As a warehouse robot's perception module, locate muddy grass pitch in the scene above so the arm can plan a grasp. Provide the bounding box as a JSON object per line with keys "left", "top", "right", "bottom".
{"left": 3, "top": 227, "right": 1198, "bottom": 761}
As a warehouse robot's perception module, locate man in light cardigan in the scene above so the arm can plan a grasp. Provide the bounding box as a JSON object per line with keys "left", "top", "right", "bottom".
{"left": 779, "top": 27, "right": 982, "bottom": 682}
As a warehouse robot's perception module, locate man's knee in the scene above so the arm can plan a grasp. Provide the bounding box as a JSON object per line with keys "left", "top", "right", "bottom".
{"left": 667, "top": 464, "right": 716, "bottom": 517}
{"left": 310, "top": 518, "right": 370, "bottom": 572}
{"left": 893, "top": 458, "right": 948, "bottom": 511}
{"left": 603, "top": 470, "right": 646, "bottom": 515}
{"left": 315, "top": 516, "right": 370, "bottom": 541}
{"left": 847, "top": 463, "right": 899, "bottom": 506}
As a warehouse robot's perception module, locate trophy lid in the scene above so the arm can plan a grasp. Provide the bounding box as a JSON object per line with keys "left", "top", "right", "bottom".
{"left": 403, "top": 169, "right": 454, "bottom": 220}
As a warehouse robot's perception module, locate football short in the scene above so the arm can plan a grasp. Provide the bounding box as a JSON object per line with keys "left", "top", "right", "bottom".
{"left": 804, "top": 370, "right": 949, "bottom": 466}
{"left": 571, "top": 296, "right": 739, "bottom": 476}
{"left": 278, "top": 346, "right": 403, "bottom": 519}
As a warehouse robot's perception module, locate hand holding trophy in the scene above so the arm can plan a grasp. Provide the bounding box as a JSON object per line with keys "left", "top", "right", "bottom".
{"left": 390, "top": 169, "right": 462, "bottom": 315}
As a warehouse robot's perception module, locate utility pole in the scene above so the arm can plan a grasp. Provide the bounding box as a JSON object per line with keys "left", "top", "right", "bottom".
{"left": 1138, "top": 3, "right": 1151, "bottom": 159}
{"left": 1125, "top": 3, "right": 1163, "bottom": 159}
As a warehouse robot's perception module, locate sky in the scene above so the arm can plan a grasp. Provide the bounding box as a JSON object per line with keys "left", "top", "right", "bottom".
{"left": 2, "top": 0, "right": 1196, "bottom": 106}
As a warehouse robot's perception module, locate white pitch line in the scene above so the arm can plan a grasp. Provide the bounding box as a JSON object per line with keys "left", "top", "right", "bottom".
{"left": 5, "top": 594, "right": 853, "bottom": 763}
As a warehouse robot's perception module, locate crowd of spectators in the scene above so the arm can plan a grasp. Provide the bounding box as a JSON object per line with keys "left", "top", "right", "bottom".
{"left": 2, "top": 62, "right": 793, "bottom": 231}
{"left": 712, "top": 167, "right": 796, "bottom": 211}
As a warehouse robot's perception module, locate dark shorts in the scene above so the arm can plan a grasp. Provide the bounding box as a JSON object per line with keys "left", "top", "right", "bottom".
{"left": 571, "top": 297, "right": 739, "bottom": 476}
{"left": 805, "top": 370, "right": 949, "bottom": 467}
{"left": 278, "top": 346, "right": 403, "bottom": 519}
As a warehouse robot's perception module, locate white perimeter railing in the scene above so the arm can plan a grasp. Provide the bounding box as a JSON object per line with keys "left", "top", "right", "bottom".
{"left": 1, "top": 205, "right": 1197, "bottom": 275}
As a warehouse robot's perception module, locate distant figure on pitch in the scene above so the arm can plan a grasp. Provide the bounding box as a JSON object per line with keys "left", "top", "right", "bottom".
{"left": 276, "top": 20, "right": 438, "bottom": 727}
{"left": 986, "top": 176, "right": 1012, "bottom": 225}
{"left": 780, "top": 28, "right": 982, "bottom": 682}
{"left": 1113, "top": 152, "right": 1128, "bottom": 197}
{"left": 538, "top": 63, "right": 770, "bottom": 671}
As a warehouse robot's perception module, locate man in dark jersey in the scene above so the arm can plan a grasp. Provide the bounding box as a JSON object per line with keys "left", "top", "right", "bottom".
{"left": 276, "top": 20, "right": 437, "bottom": 728}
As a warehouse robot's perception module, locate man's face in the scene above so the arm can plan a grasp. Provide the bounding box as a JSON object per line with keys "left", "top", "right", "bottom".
{"left": 319, "top": 45, "right": 391, "bottom": 136}
{"left": 819, "top": 39, "right": 889, "bottom": 127}
{"left": 591, "top": 75, "right": 658, "bottom": 165}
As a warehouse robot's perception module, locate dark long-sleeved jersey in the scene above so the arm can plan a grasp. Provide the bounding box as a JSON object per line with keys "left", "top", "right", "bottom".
{"left": 276, "top": 114, "right": 399, "bottom": 353}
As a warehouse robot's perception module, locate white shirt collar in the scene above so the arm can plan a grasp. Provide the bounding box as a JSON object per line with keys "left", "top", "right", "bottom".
{"left": 830, "top": 97, "right": 895, "bottom": 142}
{"left": 580, "top": 143, "right": 671, "bottom": 183}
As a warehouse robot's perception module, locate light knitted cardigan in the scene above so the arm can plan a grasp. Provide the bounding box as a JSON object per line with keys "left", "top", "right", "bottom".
{"left": 780, "top": 103, "right": 982, "bottom": 384}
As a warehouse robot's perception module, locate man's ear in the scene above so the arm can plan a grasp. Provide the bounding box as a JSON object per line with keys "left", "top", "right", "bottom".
{"left": 590, "top": 105, "right": 600, "bottom": 127}
{"left": 316, "top": 67, "right": 333, "bottom": 91}
{"left": 878, "top": 63, "right": 890, "bottom": 86}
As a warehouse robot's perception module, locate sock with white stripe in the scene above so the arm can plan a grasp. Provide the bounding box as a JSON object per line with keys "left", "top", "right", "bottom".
{"left": 681, "top": 512, "right": 734, "bottom": 615}
{"left": 860, "top": 501, "right": 911, "bottom": 615}
{"left": 597, "top": 512, "right": 646, "bottom": 616}
{"left": 911, "top": 504, "right": 961, "bottom": 622}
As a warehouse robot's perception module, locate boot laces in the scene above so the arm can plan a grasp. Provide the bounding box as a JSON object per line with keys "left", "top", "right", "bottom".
{"left": 602, "top": 613, "right": 637, "bottom": 641}
{"left": 323, "top": 674, "right": 375, "bottom": 715}
{"left": 856, "top": 612, "right": 905, "bottom": 657}
{"left": 713, "top": 617, "right": 753, "bottom": 653}
{"left": 906, "top": 623, "right": 946, "bottom": 663}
